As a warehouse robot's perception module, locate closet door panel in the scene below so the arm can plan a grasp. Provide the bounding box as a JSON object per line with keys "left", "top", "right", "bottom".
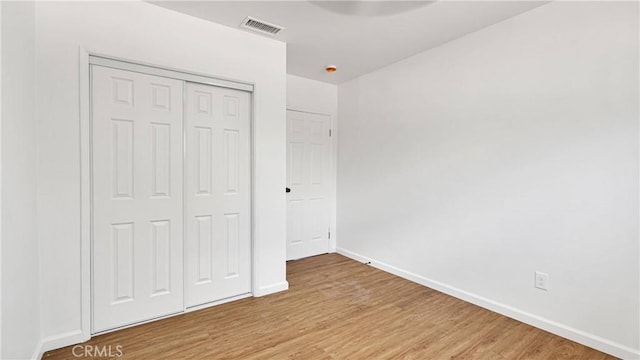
{"left": 185, "top": 82, "right": 251, "bottom": 307}
{"left": 92, "top": 65, "right": 184, "bottom": 333}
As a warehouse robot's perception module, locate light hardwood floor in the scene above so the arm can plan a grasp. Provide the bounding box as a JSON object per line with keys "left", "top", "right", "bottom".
{"left": 44, "top": 253, "right": 615, "bottom": 359}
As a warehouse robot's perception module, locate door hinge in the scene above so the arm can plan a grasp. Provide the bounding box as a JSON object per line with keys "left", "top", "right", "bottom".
{"left": 329, "top": 129, "right": 332, "bottom": 137}
{"left": 328, "top": 228, "right": 331, "bottom": 239}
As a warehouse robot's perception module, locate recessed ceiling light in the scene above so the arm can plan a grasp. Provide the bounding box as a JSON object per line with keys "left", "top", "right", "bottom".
{"left": 325, "top": 64, "right": 337, "bottom": 73}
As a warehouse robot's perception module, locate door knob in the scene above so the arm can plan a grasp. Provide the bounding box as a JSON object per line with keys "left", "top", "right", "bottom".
{"left": 286, "top": 187, "right": 291, "bottom": 193}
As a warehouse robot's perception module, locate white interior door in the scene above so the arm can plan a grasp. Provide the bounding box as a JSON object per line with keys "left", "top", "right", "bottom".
{"left": 92, "top": 66, "right": 184, "bottom": 332}
{"left": 286, "top": 110, "right": 331, "bottom": 260}
{"left": 185, "top": 82, "right": 252, "bottom": 307}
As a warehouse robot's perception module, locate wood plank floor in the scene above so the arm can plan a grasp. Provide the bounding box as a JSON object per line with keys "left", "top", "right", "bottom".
{"left": 44, "top": 254, "right": 615, "bottom": 359}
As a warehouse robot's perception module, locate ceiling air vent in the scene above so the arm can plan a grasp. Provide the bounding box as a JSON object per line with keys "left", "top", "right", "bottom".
{"left": 240, "top": 16, "right": 284, "bottom": 36}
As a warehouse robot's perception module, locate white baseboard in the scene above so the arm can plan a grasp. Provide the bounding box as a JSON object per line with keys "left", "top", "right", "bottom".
{"left": 31, "top": 339, "right": 43, "bottom": 360}
{"left": 35, "top": 284, "right": 287, "bottom": 359}
{"left": 336, "top": 247, "right": 639, "bottom": 360}
{"left": 33, "top": 329, "right": 88, "bottom": 360}
{"left": 253, "top": 281, "right": 289, "bottom": 297}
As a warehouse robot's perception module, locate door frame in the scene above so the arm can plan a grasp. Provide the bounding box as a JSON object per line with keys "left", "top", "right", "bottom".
{"left": 79, "top": 48, "right": 257, "bottom": 339}
{"left": 285, "top": 108, "right": 337, "bottom": 254}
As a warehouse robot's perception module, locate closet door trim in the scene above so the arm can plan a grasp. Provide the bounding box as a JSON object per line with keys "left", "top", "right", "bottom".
{"left": 89, "top": 54, "right": 254, "bottom": 92}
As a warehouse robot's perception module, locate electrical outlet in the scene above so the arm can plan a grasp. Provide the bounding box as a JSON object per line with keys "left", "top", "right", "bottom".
{"left": 535, "top": 271, "right": 549, "bottom": 291}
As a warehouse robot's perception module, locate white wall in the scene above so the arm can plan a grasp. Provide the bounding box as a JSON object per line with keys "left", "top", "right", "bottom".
{"left": 1, "top": 1, "right": 40, "bottom": 359}
{"left": 1, "top": 4, "right": 3, "bottom": 357}
{"left": 35, "top": 1, "right": 287, "bottom": 353}
{"left": 337, "top": 2, "right": 639, "bottom": 358}
{"left": 286, "top": 74, "right": 339, "bottom": 250}
{"left": 287, "top": 74, "right": 338, "bottom": 117}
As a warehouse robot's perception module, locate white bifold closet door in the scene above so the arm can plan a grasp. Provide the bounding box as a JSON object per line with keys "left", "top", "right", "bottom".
{"left": 184, "top": 82, "right": 251, "bottom": 308}
{"left": 92, "top": 65, "right": 252, "bottom": 332}
{"left": 92, "top": 66, "right": 185, "bottom": 333}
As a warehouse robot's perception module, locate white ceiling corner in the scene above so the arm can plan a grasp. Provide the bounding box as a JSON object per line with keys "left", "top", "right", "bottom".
{"left": 150, "top": 1, "right": 546, "bottom": 84}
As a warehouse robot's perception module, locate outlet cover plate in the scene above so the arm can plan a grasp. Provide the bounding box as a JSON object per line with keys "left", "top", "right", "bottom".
{"left": 535, "top": 271, "right": 549, "bottom": 291}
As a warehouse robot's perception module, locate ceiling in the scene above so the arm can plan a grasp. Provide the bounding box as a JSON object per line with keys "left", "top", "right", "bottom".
{"left": 150, "top": 1, "right": 546, "bottom": 84}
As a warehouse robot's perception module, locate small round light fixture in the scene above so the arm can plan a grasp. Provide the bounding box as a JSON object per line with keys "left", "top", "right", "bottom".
{"left": 325, "top": 64, "right": 337, "bottom": 73}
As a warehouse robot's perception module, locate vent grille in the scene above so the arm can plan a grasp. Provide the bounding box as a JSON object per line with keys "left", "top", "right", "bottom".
{"left": 240, "top": 16, "right": 284, "bottom": 36}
